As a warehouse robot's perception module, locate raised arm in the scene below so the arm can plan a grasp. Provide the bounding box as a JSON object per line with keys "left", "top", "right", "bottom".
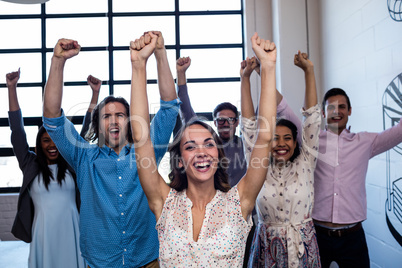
{"left": 176, "top": 56, "right": 196, "bottom": 122}
{"left": 80, "top": 75, "right": 101, "bottom": 137}
{"left": 152, "top": 31, "right": 177, "bottom": 102}
{"left": 43, "top": 39, "right": 81, "bottom": 118}
{"left": 238, "top": 33, "right": 277, "bottom": 220}
{"left": 130, "top": 32, "right": 171, "bottom": 221}
{"left": 240, "top": 57, "right": 258, "bottom": 119}
{"left": 7, "top": 69, "right": 20, "bottom": 112}
{"left": 294, "top": 51, "right": 318, "bottom": 110}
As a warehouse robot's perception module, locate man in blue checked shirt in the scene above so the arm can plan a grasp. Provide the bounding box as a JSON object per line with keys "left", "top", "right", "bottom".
{"left": 42, "top": 31, "right": 180, "bottom": 268}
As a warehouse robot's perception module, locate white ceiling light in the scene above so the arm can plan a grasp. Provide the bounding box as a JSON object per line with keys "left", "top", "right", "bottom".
{"left": 0, "top": 0, "right": 49, "bottom": 4}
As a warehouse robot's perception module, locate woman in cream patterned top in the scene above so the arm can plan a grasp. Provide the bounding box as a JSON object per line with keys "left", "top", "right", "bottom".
{"left": 241, "top": 52, "right": 322, "bottom": 267}
{"left": 129, "top": 31, "right": 277, "bottom": 267}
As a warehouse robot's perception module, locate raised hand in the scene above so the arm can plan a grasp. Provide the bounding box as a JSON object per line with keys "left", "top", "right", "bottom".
{"left": 240, "top": 56, "right": 258, "bottom": 79}
{"left": 87, "top": 75, "right": 101, "bottom": 93}
{"left": 53, "top": 38, "right": 81, "bottom": 60}
{"left": 6, "top": 68, "right": 20, "bottom": 88}
{"left": 176, "top": 57, "right": 191, "bottom": 74}
{"left": 150, "top": 30, "right": 165, "bottom": 52}
{"left": 294, "top": 50, "right": 313, "bottom": 71}
{"left": 130, "top": 32, "right": 157, "bottom": 64}
{"left": 250, "top": 32, "right": 276, "bottom": 65}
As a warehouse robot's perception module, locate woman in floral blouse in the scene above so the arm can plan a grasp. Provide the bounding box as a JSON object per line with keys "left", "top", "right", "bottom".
{"left": 130, "top": 31, "right": 277, "bottom": 267}
{"left": 241, "top": 52, "right": 322, "bottom": 268}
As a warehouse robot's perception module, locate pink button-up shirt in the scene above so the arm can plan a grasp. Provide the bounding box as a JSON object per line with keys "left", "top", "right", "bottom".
{"left": 277, "top": 98, "right": 402, "bottom": 224}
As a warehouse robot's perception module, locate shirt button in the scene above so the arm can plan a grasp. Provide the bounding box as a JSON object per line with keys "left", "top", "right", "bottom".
{"left": 279, "top": 193, "right": 283, "bottom": 196}
{"left": 119, "top": 194, "right": 122, "bottom": 197}
{"left": 334, "top": 193, "right": 337, "bottom": 196}
{"left": 123, "top": 231, "right": 125, "bottom": 234}
{"left": 119, "top": 176, "right": 122, "bottom": 179}
{"left": 118, "top": 159, "right": 121, "bottom": 161}
{"left": 124, "top": 249, "right": 127, "bottom": 252}
{"left": 121, "top": 212, "right": 124, "bottom": 215}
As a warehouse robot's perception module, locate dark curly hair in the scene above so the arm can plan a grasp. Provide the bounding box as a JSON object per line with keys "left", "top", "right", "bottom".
{"left": 85, "top": 96, "right": 133, "bottom": 145}
{"left": 35, "top": 126, "right": 76, "bottom": 190}
{"left": 168, "top": 119, "right": 231, "bottom": 192}
{"left": 275, "top": 118, "right": 300, "bottom": 163}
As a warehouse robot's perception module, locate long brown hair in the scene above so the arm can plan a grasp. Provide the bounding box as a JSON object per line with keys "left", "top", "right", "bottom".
{"left": 168, "top": 119, "right": 230, "bottom": 192}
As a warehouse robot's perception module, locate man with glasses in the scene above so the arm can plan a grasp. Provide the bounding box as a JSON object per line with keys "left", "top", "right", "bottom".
{"left": 176, "top": 57, "right": 247, "bottom": 187}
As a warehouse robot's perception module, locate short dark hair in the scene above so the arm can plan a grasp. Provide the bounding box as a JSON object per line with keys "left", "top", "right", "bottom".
{"left": 168, "top": 119, "right": 230, "bottom": 192}
{"left": 213, "top": 102, "right": 239, "bottom": 119}
{"left": 322, "top": 88, "right": 351, "bottom": 111}
{"left": 35, "top": 126, "right": 76, "bottom": 190}
{"left": 275, "top": 118, "right": 300, "bottom": 162}
{"left": 85, "top": 96, "right": 133, "bottom": 145}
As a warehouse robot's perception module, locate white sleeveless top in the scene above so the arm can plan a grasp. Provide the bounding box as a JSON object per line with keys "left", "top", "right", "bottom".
{"left": 156, "top": 186, "right": 252, "bottom": 267}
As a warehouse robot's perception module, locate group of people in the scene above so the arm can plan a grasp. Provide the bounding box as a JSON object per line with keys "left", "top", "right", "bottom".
{"left": 6, "top": 30, "right": 402, "bottom": 268}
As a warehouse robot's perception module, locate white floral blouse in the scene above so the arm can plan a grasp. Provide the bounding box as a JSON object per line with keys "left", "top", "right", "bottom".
{"left": 156, "top": 186, "right": 253, "bottom": 268}
{"left": 242, "top": 104, "right": 322, "bottom": 268}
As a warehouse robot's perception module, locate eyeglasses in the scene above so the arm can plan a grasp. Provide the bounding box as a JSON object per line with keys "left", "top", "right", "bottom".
{"left": 214, "top": 117, "right": 238, "bottom": 125}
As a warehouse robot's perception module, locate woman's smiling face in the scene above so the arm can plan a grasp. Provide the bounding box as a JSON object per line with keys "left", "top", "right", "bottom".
{"left": 179, "top": 124, "right": 220, "bottom": 183}
{"left": 272, "top": 125, "right": 297, "bottom": 164}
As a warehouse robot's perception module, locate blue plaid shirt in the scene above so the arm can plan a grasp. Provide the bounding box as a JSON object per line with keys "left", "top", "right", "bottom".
{"left": 43, "top": 98, "right": 180, "bottom": 267}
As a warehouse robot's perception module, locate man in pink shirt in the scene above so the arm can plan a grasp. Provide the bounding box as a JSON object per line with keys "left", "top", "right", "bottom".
{"left": 277, "top": 87, "right": 402, "bottom": 267}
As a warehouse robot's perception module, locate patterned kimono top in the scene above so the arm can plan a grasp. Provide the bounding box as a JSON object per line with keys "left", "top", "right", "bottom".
{"left": 242, "top": 105, "right": 321, "bottom": 268}
{"left": 156, "top": 186, "right": 253, "bottom": 267}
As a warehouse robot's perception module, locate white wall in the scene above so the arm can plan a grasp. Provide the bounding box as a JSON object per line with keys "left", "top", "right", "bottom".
{"left": 320, "top": 0, "right": 402, "bottom": 267}
{"left": 246, "top": 0, "right": 402, "bottom": 267}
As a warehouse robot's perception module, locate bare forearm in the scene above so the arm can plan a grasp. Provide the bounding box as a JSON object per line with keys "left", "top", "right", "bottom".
{"left": 177, "top": 70, "right": 186, "bottom": 86}
{"left": 155, "top": 49, "right": 176, "bottom": 101}
{"left": 43, "top": 57, "right": 66, "bottom": 118}
{"left": 131, "top": 63, "right": 150, "bottom": 143}
{"left": 240, "top": 77, "right": 254, "bottom": 119}
{"left": 303, "top": 67, "right": 318, "bottom": 110}
{"left": 258, "top": 63, "right": 276, "bottom": 143}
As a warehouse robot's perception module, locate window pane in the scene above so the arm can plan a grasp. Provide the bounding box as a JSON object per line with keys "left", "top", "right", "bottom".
{"left": 180, "top": 15, "right": 242, "bottom": 45}
{"left": 113, "top": 49, "right": 176, "bottom": 81}
{"left": 0, "top": 157, "right": 22, "bottom": 187}
{"left": 0, "top": 53, "right": 42, "bottom": 83}
{"left": 62, "top": 85, "right": 110, "bottom": 117}
{"left": 185, "top": 82, "right": 241, "bottom": 113}
{"left": 113, "top": 16, "right": 175, "bottom": 47}
{"left": 180, "top": 0, "right": 241, "bottom": 11}
{"left": 180, "top": 48, "right": 242, "bottom": 78}
{"left": 46, "top": 51, "right": 109, "bottom": 82}
{"left": 46, "top": 0, "right": 107, "bottom": 14}
{"left": 113, "top": 0, "right": 174, "bottom": 12}
{"left": 10, "top": 87, "right": 42, "bottom": 118}
{"left": 46, "top": 18, "right": 108, "bottom": 48}
{"left": 0, "top": 19, "right": 41, "bottom": 49}
{"left": 114, "top": 84, "right": 161, "bottom": 111}
{"left": 0, "top": 125, "right": 39, "bottom": 149}
{"left": 0, "top": 1, "right": 41, "bottom": 14}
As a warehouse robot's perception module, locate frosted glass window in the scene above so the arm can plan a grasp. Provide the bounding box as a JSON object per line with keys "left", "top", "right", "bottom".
{"left": 180, "top": 48, "right": 242, "bottom": 78}
{"left": 62, "top": 85, "right": 110, "bottom": 117}
{"left": 184, "top": 82, "right": 241, "bottom": 113}
{"left": 113, "top": 0, "right": 174, "bottom": 12}
{"left": 0, "top": 1, "right": 41, "bottom": 14}
{"left": 46, "top": 51, "right": 109, "bottom": 82}
{"left": 0, "top": 53, "right": 42, "bottom": 84}
{"left": 113, "top": 16, "right": 175, "bottom": 47}
{"left": 113, "top": 50, "right": 176, "bottom": 81}
{"left": 180, "top": 15, "right": 242, "bottom": 45}
{"left": 46, "top": 0, "right": 107, "bottom": 14}
{"left": 0, "top": 19, "right": 41, "bottom": 49}
{"left": 180, "top": 0, "right": 241, "bottom": 11}
{"left": 0, "top": 157, "right": 22, "bottom": 187}
{"left": 46, "top": 18, "right": 109, "bottom": 48}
